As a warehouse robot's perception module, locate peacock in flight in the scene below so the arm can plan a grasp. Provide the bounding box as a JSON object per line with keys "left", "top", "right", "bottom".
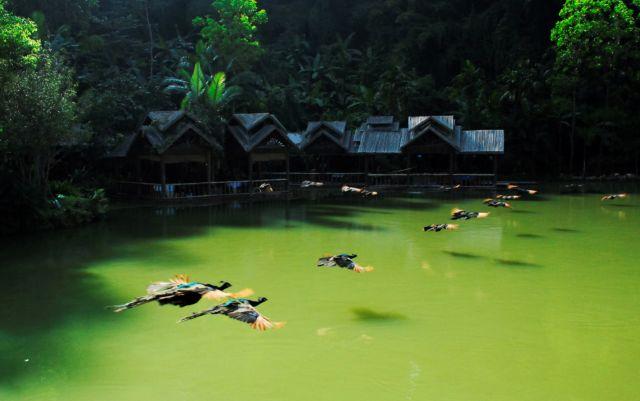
{"left": 601, "top": 193, "right": 629, "bottom": 201}
{"left": 423, "top": 223, "right": 458, "bottom": 232}
{"left": 451, "top": 208, "right": 490, "bottom": 220}
{"left": 317, "top": 253, "right": 374, "bottom": 273}
{"left": 109, "top": 274, "right": 254, "bottom": 312}
{"left": 483, "top": 198, "right": 511, "bottom": 208}
{"left": 179, "top": 298, "right": 284, "bottom": 331}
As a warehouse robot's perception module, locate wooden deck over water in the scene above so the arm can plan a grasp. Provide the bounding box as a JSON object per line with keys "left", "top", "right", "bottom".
{"left": 111, "top": 172, "right": 498, "bottom": 202}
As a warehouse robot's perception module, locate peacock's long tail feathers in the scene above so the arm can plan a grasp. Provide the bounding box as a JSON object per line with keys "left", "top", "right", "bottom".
{"left": 178, "top": 309, "right": 214, "bottom": 323}
{"left": 108, "top": 295, "right": 157, "bottom": 313}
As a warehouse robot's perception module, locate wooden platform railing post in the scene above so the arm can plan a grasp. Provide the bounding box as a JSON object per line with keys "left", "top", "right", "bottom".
{"left": 160, "top": 158, "right": 167, "bottom": 199}
{"left": 248, "top": 153, "right": 254, "bottom": 196}
{"left": 285, "top": 152, "right": 290, "bottom": 193}
{"left": 364, "top": 155, "right": 370, "bottom": 186}
{"left": 135, "top": 158, "right": 142, "bottom": 197}
{"left": 449, "top": 152, "right": 455, "bottom": 186}
{"left": 206, "top": 151, "right": 212, "bottom": 196}
{"left": 492, "top": 155, "right": 498, "bottom": 187}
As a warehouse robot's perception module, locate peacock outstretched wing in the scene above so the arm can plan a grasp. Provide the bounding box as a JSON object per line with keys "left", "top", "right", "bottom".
{"left": 227, "top": 304, "right": 261, "bottom": 324}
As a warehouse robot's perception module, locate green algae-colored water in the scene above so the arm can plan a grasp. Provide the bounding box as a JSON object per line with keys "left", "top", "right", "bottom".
{"left": 1, "top": 192, "right": 639, "bottom": 401}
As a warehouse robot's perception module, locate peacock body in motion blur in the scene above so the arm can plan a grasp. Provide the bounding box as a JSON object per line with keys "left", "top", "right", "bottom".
{"left": 109, "top": 275, "right": 253, "bottom": 312}
{"left": 179, "top": 298, "right": 284, "bottom": 331}
{"left": 451, "top": 209, "right": 490, "bottom": 220}
{"left": 317, "top": 253, "right": 374, "bottom": 273}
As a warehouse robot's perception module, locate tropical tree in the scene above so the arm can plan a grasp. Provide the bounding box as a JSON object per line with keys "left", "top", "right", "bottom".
{"left": 163, "top": 62, "right": 241, "bottom": 114}
{"left": 0, "top": 0, "right": 41, "bottom": 76}
{"left": 193, "top": 0, "right": 268, "bottom": 73}
{"left": 551, "top": 0, "right": 640, "bottom": 175}
{"left": 0, "top": 52, "right": 78, "bottom": 196}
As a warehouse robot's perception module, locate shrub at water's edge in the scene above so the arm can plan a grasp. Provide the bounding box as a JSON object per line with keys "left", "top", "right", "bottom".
{"left": 47, "top": 185, "right": 109, "bottom": 229}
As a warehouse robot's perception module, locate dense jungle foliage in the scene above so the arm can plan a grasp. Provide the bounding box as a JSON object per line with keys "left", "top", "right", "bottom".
{"left": 1, "top": 0, "right": 640, "bottom": 232}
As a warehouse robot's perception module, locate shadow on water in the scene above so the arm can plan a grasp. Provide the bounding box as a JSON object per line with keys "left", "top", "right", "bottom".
{"left": 495, "top": 259, "right": 542, "bottom": 268}
{"left": 351, "top": 307, "right": 407, "bottom": 322}
{"left": 442, "top": 250, "right": 483, "bottom": 259}
{"left": 304, "top": 206, "right": 385, "bottom": 232}
{"left": 510, "top": 209, "right": 537, "bottom": 214}
{"left": 552, "top": 227, "right": 580, "bottom": 233}
{"left": 516, "top": 233, "right": 544, "bottom": 239}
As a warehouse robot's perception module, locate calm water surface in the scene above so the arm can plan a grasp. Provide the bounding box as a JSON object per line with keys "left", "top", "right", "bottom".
{"left": 1, "top": 192, "right": 639, "bottom": 401}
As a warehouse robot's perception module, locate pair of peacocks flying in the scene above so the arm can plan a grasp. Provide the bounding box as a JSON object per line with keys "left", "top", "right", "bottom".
{"left": 110, "top": 275, "right": 282, "bottom": 331}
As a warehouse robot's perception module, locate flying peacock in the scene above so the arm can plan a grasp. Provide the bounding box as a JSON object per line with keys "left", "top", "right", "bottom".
{"left": 108, "top": 274, "right": 254, "bottom": 312}
{"left": 179, "top": 298, "right": 284, "bottom": 331}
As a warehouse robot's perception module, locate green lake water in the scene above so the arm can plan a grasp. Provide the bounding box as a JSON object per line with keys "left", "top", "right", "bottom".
{"left": 1, "top": 191, "right": 639, "bottom": 401}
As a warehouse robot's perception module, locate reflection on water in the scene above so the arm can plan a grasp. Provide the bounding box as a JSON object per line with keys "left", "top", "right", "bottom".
{"left": 1, "top": 193, "right": 639, "bottom": 401}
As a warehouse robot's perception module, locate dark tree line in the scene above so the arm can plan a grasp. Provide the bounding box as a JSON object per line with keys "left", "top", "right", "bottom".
{"left": 2, "top": 0, "right": 640, "bottom": 215}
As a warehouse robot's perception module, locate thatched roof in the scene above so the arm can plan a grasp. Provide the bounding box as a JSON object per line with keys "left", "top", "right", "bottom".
{"left": 403, "top": 117, "right": 459, "bottom": 151}
{"left": 107, "top": 110, "right": 221, "bottom": 158}
{"left": 350, "top": 128, "right": 411, "bottom": 154}
{"left": 227, "top": 113, "right": 296, "bottom": 152}
{"left": 408, "top": 115, "right": 455, "bottom": 131}
{"left": 298, "top": 121, "right": 349, "bottom": 151}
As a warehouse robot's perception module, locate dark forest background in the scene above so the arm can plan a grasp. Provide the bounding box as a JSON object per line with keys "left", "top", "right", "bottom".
{"left": 2, "top": 0, "right": 640, "bottom": 232}
{"left": 7, "top": 0, "right": 640, "bottom": 176}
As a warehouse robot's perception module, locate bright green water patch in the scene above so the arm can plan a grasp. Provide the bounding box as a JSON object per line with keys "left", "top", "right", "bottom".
{"left": 1, "top": 193, "right": 639, "bottom": 401}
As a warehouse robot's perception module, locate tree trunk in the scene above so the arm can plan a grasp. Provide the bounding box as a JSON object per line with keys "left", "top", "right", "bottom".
{"left": 144, "top": 0, "right": 154, "bottom": 80}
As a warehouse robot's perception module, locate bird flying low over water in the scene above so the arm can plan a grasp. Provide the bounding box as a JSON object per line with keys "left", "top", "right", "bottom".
{"left": 317, "top": 253, "right": 374, "bottom": 273}
{"left": 507, "top": 184, "right": 538, "bottom": 195}
{"left": 451, "top": 208, "right": 490, "bottom": 220}
{"left": 440, "top": 184, "right": 462, "bottom": 191}
{"left": 301, "top": 180, "right": 324, "bottom": 188}
{"left": 258, "top": 183, "right": 274, "bottom": 192}
{"left": 341, "top": 185, "right": 379, "bottom": 197}
{"left": 109, "top": 275, "right": 254, "bottom": 312}
{"left": 423, "top": 224, "right": 458, "bottom": 232}
{"left": 179, "top": 298, "right": 284, "bottom": 331}
{"left": 483, "top": 198, "right": 511, "bottom": 208}
{"left": 496, "top": 194, "right": 520, "bottom": 200}
{"left": 601, "top": 193, "right": 629, "bottom": 201}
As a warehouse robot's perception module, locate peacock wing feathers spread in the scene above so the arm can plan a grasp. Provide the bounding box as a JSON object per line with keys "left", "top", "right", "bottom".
{"left": 317, "top": 257, "right": 337, "bottom": 267}
{"left": 146, "top": 281, "right": 177, "bottom": 295}
{"left": 147, "top": 275, "right": 190, "bottom": 295}
{"left": 227, "top": 304, "right": 261, "bottom": 324}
